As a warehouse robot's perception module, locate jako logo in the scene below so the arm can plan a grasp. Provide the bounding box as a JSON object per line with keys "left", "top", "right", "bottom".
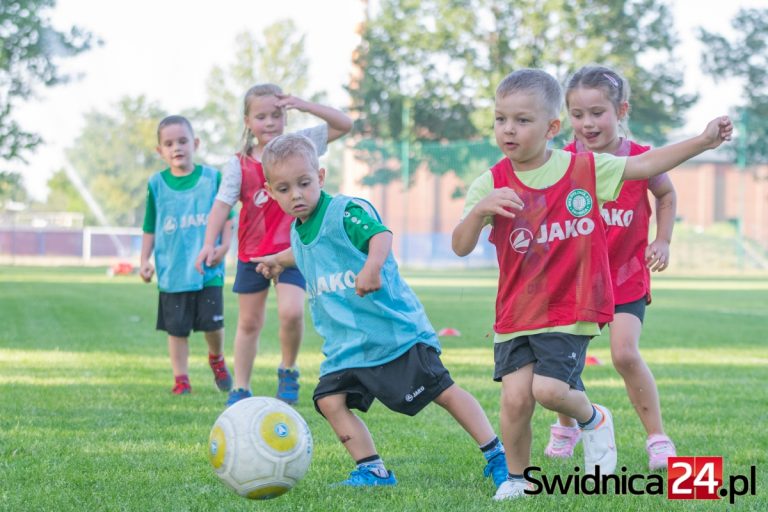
{"left": 509, "top": 228, "right": 534, "bottom": 254}
{"left": 312, "top": 270, "right": 357, "bottom": 297}
{"left": 405, "top": 386, "right": 425, "bottom": 402}
{"left": 162, "top": 216, "right": 178, "bottom": 234}
{"left": 601, "top": 207, "right": 634, "bottom": 227}
{"left": 253, "top": 189, "right": 269, "bottom": 207}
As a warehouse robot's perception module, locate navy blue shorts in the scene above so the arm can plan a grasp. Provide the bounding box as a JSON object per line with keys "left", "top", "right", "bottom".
{"left": 232, "top": 260, "right": 306, "bottom": 294}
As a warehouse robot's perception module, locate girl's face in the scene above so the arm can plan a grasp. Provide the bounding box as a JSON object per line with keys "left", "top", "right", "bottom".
{"left": 567, "top": 87, "right": 628, "bottom": 154}
{"left": 244, "top": 95, "right": 286, "bottom": 148}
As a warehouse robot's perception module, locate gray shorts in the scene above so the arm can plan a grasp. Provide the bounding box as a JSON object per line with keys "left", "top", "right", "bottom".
{"left": 493, "top": 333, "right": 590, "bottom": 391}
{"left": 313, "top": 343, "right": 454, "bottom": 417}
{"left": 156, "top": 286, "right": 224, "bottom": 337}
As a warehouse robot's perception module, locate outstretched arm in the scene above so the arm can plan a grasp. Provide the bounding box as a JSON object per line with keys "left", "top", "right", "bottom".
{"left": 252, "top": 248, "right": 296, "bottom": 279}
{"left": 646, "top": 174, "right": 677, "bottom": 272}
{"left": 623, "top": 116, "right": 732, "bottom": 181}
{"left": 452, "top": 188, "right": 523, "bottom": 256}
{"left": 275, "top": 94, "right": 353, "bottom": 142}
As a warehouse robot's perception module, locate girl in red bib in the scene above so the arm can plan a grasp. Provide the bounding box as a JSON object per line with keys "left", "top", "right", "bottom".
{"left": 544, "top": 65, "right": 677, "bottom": 471}
{"left": 195, "top": 84, "right": 351, "bottom": 407}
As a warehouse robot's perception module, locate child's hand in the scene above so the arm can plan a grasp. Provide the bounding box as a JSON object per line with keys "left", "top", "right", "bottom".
{"left": 139, "top": 262, "right": 154, "bottom": 283}
{"left": 208, "top": 245, "right": 228, "bottom": 268}
{"left": 194, "top": 244, "right": 215, "bottom": 274}
{"left": 472, "top": 187, "right": 524, "bottom": 219}
{"left": 251, "top": 255, "right": 284, "bottom": 279}
{"left": 645, "top": 239, "right": 670, "bottom": 272}
{"left": 700, "top": 116, "right": 733, "bottom": 150}
{"left": 275, "top": 94, "right": 309, "bottom": 112}
{"left": 355, "top": 264, "right": 382, "bottom": 297}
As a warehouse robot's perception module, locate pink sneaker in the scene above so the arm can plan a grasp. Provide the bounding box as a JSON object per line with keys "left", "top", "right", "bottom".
{"left": 544, "top": 423, "right": 581, "bottom": 458}
{"left": 646, "top": 434, "right": 676, "bottom": 471}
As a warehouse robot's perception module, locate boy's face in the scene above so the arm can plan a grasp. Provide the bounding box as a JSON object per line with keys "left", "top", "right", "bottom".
{"left": 265, "top": 154, "right": 325, "bottom": 222}
{"left": 494, "top": 91, "right": 560, "bottom": 171}
{"left": 245, "top": 95, "right": 286, "bottom": 147}
{"left": 156, "top": 123, "right": 198, "bottom": 173}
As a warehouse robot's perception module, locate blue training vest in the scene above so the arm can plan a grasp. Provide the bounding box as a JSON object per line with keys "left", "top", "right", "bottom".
{"left": 291, "top": 195, "right": 440, "bottom": 376}
{"left": 148, "top": 166, "right": 224, "bottom": 292}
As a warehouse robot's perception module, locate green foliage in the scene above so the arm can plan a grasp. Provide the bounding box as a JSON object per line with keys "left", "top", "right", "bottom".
{"left": 349, "top": 0, "right": 695, "bottom": 186}
{"left": 698, "top": 8, "right": 768, "bottom": 165}
{"left": 0, "top": 0, "right": 95, "bottom": 162}
{"left": 63, "top": 96, "right": 166, "bottom": 226}
{"left": 187, "top": 20, "right": 320, "bottom": 163}
{"left": 0, "top": 267, "right": 767, "bottom": 511}
{"left": 43, "top": 168, "right": 94, "bottom": 222}
{"left": 0, "top": 170, "right": 28, "bottom": 203}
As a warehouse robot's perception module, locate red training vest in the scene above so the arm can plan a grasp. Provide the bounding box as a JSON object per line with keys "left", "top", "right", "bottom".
{"left": 489, "top": 153, "right": 614, "bottom": 333}
{"left": 564, "top": 141, "right": 652, "bottom": 304}
{"left": 236, "top": 154, "right": 293, "bottom": 261}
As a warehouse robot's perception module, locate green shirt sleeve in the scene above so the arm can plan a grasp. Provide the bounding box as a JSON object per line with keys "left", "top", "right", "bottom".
{"left": 461, "top": 171, "right": 494, "bottom": 225}
{"left": 142, "top": 184, "right": 156, "bottom": 233}
{"left": 343, "top": 202, "right": 390, "bottom": 253}
{"left": 593, "top": 153, "right": 626, "bottom": 204}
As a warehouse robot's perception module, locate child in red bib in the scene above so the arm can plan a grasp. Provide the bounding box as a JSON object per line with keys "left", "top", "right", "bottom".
{"left": 452, "top": 68, "right": 731, "bottom": 501}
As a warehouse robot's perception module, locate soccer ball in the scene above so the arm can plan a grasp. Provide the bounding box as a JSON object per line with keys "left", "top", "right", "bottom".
{"left": 208, "top": 396, "right": 313, "bottom": 499}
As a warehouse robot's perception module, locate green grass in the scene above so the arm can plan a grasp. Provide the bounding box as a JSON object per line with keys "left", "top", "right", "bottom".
{"left": 1, "top": 265, "right": 766, "bottom": 511}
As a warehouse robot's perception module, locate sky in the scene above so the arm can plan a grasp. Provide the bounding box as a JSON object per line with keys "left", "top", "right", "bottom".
{"left": 9, "top": 0, "right": 765, "bottom": 201}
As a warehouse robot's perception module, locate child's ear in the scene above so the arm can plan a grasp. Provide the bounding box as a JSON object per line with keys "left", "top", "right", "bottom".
{"left": 617, "top": 101, "right": 630, "bottom": 121}
{"left": 318, "top": 168, "right": 326, "bottom": 187}
{"left": 264, "top": 181, "right": 274, "bottom": 199}
{"left": 194, "top": 137, "right": 200, "bottom": 151}
{"left": 155, "top": 145, "right": 162, "bottom": 157}
{"left": 546, "top": 118, "right": 562, "bottom": 140}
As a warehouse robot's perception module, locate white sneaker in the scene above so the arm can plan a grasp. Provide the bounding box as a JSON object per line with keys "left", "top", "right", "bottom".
{"left": 581, "top": 404, "right": 617, "bottom": 475}
{"left": 493, "top": 479, "right": 532, "bottom": 501}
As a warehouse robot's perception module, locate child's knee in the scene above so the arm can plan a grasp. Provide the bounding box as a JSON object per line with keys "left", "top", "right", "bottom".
{"left": 501, "top": 387, "right": 535, "bottom": 415}
{"left": 611, "top": 345, "right": 643, "bottom": 373}
{"left": 531, "top": 379, "right": 569, "bottom": 410}
{"left": 317, "top": 394, "right": 345, "bottom": 416}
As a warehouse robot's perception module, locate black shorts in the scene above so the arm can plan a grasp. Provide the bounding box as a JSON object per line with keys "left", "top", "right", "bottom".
{"left": 493, "top": 333, "right": 590, "bottom": 391}
{"left": 614, "top": 296, "right": 647, "bottom": 323}
{"left": 232, "top": 260, "right": 306, "bottom": 294}
{"left": 313, "top": 343, "right": 454, "bottom": 417}
{"left": 156, "top": 286, "right": 224, "bottom": 337}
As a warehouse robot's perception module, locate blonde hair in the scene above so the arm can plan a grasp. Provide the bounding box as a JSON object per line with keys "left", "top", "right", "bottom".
{"left": 565, "top": 65, "right": 631, "bottom": 136}
{"left": 496, "top": 69, "right": 563, "bottom": 119}
{"left": 240, "top": 83, "right": 283, "bottom": 156}
{"left": 261, "top": 133, "right": 319, "bottom": 181}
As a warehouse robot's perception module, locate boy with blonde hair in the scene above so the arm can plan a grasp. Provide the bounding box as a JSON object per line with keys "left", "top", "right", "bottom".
{"left": 452, "top": 68, "right": 731, "bottom": 500}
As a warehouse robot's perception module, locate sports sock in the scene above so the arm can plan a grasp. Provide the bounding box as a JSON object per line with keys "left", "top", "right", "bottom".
{"left": 480, "top": 436, "right": 505, "bottom": 461}
{"left": 175, "top": 374, "right": 189, "bottom": 383}
{"left": 507, "top": 473, "right": 524, "bottom": 481}
{"left": 356, "top": 454, "right": 389, "bottom": 478}
{"left": 578, "top": 405, "right": 603, "bottom": 430}
{"left": 208, "top": 353, "right": 224, "bottom": 364}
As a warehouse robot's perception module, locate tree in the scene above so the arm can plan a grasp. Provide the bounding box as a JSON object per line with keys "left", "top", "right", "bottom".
{"left": 0, "top": 0, "right": 95, "bottom": 162}
{"left": 63, "top": 96, "right": 165, "bottom": 226}
{"left": 44, "top": 168, "right": 94, "bottom": 223}
{"left": 349, "top": 0, "right": 696, "bottom": 165}
{"left": 187, "top": 20, "right": 319, "bottom": 163}
{"left": 0, "top": 170, "right": 28, "bottom": 204}
{"left": 698, "top": 8, "right": 768, "bottom": 165}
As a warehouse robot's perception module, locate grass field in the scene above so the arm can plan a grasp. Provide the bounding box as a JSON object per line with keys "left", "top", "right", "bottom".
{"left": 1, "top": 265, "right": 766, "bottom": 511}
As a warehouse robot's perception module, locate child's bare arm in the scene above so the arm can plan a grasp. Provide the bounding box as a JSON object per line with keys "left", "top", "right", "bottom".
{"left": 275, "top": 94, "right": 352, "bottom": 142}
{"left": 139, "top": 233, "right": 155, "bottom": 283}
{"left": 646, "top": 174, "right": 677, "bottom": 272}
{"left": 195, "top": 200, "right": 233, "bottom": 273}
{"left": 623, "top": 116, "right": 732, "bottom": 181}
{"left": 452, "top": 188, "right": 523, "bottom": 256}
{"left": 355, "top": 231, "right": 393, "bottom": 297}
{"left": 251, "top": 248, "right": 296, "bottom": 279}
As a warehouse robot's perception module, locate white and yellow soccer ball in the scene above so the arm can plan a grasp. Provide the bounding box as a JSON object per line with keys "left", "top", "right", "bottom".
{"left": 208, "top": 396, "right": 313, "bottom": 499}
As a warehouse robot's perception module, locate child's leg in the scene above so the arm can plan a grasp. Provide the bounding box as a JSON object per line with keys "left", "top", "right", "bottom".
{"left": 274, "top": 282, "right": 305, "bottom": 369}
{"left": 232, "top": 291, "right": 268, "bottom": 390}
{"left": 169, "top": 335, "right": 190, "bottom": 377}
{"left": 500, "top": 364, "right": 536, "bottom": 474}
{"left": 433, "top": 384, "right": 496, "bottom": 444}
{"left": 316, "top": 394, "right": 377, "bottom": 462}
{"left": 556, "top": 412, "right": 578, "bottom": 427}
{"left": 203, "top": 328, "right": 225, "bottom": 356}
{"left": 531, "top": 374, "right": 593, "bottom": 422}
{"left": 610, "top": 312, "right": 664, "bottom": 436}
{"left": 205, "top": 328, "right": 232, "bottom": 392}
